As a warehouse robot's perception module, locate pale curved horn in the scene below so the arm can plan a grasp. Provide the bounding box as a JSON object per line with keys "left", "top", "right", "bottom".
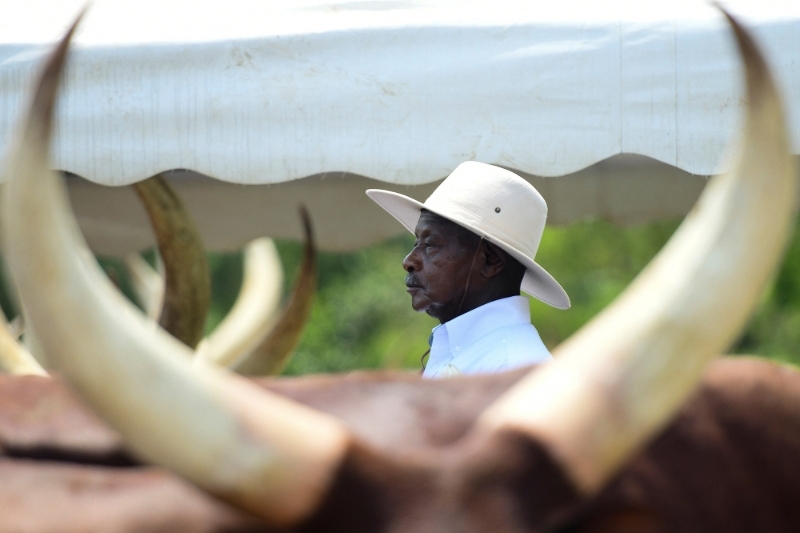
{"left": 125, "top": 252, "right": 165, "bottom": 319}
{"left": 478, "top": 9, "right": 796, "bottom": 494}
{"left": 1, "top": 14, "right": 350, "bottom": 526}
{"left": 132, "top": 174, "right": 210, "bottom": 349}
{"left": 231, "top": 207, "right": 317, "bottom": 376}
{"left": 194, "top": 237, "right": 284, "bottom": 367}
{"left": 195, "top": 210, "right": 316, "bottom": 375}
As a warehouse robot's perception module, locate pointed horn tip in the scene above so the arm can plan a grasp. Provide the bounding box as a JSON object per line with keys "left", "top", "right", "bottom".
{"left": 30, "top": 8, "right": 88, "bottom": 136}
{"left": 714, "top": 4, "right": 772, "bottom": 97}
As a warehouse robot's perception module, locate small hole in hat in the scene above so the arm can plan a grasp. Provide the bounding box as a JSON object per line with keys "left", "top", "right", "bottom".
{"left": 495, "top": 207, "right": 501, "bottom": 213}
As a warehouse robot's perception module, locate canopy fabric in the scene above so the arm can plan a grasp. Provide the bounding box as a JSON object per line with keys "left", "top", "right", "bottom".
{"left": 2, "top": 0, "right": 798, "bottom": 185}
{"left": 0, "top": 1, "right": 798, "bottom": 254}
{"left": 57, "top": 159, "right": 709, "bottom": 256}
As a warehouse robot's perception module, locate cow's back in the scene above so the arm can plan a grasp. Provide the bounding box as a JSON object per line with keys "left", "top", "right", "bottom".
{"left": 2, "top": 358, "right": 800, "bottom": 532}
{"left": 569, "top": 357, "right": 800, "bottom": 533}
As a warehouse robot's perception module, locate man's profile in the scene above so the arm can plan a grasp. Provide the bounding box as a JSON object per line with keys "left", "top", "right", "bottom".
{"left": 367, "top": 161, "right": 569, "bottom": 378}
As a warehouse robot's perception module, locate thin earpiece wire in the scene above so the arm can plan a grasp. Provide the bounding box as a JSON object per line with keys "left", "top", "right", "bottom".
{"left": 422, "top": 236, "right": 484, "bottom": 372}
{"left": 455, "top": 236, "right": 484, "bottom": 318}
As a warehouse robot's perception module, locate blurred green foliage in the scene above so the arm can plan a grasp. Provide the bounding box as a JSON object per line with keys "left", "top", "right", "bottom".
{"left": 225, "top": 216, "right": 800, "bottom": 374}
{"left": 273, "top": 235, "right": 433, "bottom": 374}
{"left": 735, "top": 221, "right": 800, "bottom": 365}
{"left": 274, "top": 219, "right": 687, "bottom": 375}
{"left": 3, "top": 216, "right": 798, "bottom": 373}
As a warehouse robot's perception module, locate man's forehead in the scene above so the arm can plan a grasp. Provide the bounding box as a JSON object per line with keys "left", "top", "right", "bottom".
{"left": 415, "top": 211, "right": 460, "bottom": 236}
{"left": 415, "top": 212, "right": 482, "bottom": 252}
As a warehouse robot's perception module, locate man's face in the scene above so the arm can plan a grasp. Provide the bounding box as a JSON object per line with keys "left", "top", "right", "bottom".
{"left": 402, "top": 212, "right": 478, "bottom": 323}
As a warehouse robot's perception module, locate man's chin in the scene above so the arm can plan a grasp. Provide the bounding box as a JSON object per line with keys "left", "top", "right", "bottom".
{"left": 410, "top": 295, "right": 448, "bottom": 321}
{"left": 423, "top": 304, "right": 447, "bottom": 321}
{"left": 410, "top": 294, "right": 433, "bottom": 314}
{"left": 411, "top": 300, "right": 429, "bottom": 314}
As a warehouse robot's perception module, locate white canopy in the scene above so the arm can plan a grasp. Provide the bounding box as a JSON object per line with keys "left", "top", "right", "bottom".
{"left": 1, "top": 0, "right": 798, "bottom": 254}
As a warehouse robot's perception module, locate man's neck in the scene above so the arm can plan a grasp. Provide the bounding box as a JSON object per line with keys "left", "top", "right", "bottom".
{"left": 437, "top": 286, "right": 521, "bottom": 324}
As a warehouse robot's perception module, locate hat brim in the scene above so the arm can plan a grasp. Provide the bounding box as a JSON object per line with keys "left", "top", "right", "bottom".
{"left": 366, "top": 189, "right": 570, "bottom": 309}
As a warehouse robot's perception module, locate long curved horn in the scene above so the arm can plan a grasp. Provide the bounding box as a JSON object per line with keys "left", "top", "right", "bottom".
{"left": 132, "top": 174, "right": 210, "bottom": 349}
{"left": 194, "top": 237, "right": 284, "bottom": 367}
{"left": 478, "top": 9, "right": 796, "bottom": 494}
{"left": 195, "top": 209, "right": 316, "bottom": 375}
{"left": 231, "top": 207, "right": 316, "bottom": 375}
{"left": 124, "top": 252, "right": 165, "bottom": 319}
{"left": 1, "top": 14, "right": 350, "bottom": 526}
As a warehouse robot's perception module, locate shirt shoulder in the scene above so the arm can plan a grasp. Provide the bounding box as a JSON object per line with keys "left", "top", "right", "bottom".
{"left": 500, "top": 323, "right": 551, "bottom": 369}
{"left": 456, "top": 322, "right": 551, "bottom": 375}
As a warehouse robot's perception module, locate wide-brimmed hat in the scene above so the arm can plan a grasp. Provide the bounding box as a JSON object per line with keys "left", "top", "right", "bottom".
{"left": 366, "top": 161, "right": 570, "bottom": 309}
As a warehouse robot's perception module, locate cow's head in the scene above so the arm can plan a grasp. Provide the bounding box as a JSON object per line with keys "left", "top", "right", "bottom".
{"left": 0, "top": 8, "right": 795, "bottom": 533}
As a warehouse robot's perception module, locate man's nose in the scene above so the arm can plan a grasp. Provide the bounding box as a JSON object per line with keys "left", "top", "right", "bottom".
{"left": 403, "top": 248, "right": 420, "bottom": 272}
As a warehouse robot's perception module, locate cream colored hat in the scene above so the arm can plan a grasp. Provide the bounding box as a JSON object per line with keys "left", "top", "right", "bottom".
{"left": 366, "top": 161, "right": 569, "bottom": 309}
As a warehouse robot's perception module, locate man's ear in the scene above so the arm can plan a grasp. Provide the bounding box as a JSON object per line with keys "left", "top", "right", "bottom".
{"left": 480, "top": 241, "right": 506, "bottom": 279}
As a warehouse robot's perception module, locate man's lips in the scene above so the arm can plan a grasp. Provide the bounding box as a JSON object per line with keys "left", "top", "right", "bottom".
{"left": 405, "top": 274, "right": 422, "bottom": 291}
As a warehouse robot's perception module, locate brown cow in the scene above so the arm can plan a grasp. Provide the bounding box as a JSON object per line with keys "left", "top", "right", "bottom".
{"left": 0, "top": 7, "right": 798, "bottom": 533}
{"left": 3, "top": 360, "right": 800, "bottom": 532}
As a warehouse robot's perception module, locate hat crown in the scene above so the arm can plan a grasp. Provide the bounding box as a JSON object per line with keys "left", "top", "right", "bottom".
{"left": 363, "top": 161, "right": 570, "bottom": 308}
{"left": 424, "top": 161, "right": 547, "bottom": 259}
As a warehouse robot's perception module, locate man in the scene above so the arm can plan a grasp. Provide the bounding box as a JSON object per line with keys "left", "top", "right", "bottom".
{"left": 366, "top": 161, "right": 570, "bottom": 378}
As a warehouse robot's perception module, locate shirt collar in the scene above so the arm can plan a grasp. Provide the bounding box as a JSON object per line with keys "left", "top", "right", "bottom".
{"left": 431, "top": 295, "right": 531, "bottom": 352}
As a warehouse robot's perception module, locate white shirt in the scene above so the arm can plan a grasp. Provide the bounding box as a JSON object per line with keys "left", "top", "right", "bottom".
{"left": 422, "top": 296, "right": 552, "bottom": 379}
